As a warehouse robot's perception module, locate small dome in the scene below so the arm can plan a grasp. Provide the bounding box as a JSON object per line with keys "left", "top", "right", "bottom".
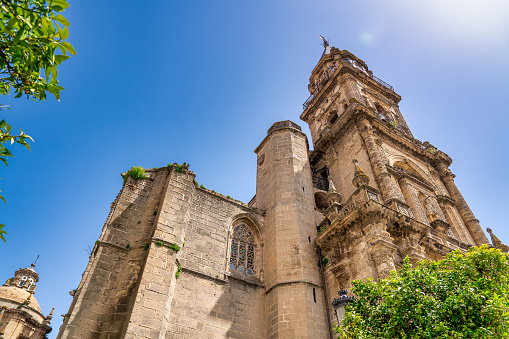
{"left": 0, "top": 285, "right": 41, "bottom": 312}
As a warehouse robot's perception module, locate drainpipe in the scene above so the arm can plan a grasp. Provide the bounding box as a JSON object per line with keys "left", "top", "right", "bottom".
{"left": 318, "top": 247, "right": 334, "bottom": 339}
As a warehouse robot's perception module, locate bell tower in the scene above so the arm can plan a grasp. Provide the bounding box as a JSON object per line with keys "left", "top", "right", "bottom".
{"left": 301, "top": 40, "right": 490, "bottom": 328}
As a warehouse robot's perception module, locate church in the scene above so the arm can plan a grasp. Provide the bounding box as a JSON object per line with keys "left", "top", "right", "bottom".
{"left": 54, "top": 42, "right": 502, "bottom": 339}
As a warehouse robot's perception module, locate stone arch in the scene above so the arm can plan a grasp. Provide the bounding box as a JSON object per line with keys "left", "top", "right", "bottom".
{"left": 387, "top": 154, "right": 436, "bottom": 188}
{"left": 225, "top": 213, "right": 263, "bottom": 279}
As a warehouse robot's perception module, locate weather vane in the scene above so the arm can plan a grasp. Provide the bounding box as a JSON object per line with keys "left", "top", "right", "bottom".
{"left": 318, "top": 35, "right": 329, "bottom": 47}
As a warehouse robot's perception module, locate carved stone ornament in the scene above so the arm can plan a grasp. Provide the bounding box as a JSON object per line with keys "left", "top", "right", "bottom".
{"left": 326, "top": 176, "right": 342, "bottom": 205}
{"left": 487, "top": 228, "right": 509, "bottom": 253}
{"left": 430, "top": 219, "right": 451, "bottom": 233}
{"left": 352, "top": 158, "right": 370, "bottom": 187}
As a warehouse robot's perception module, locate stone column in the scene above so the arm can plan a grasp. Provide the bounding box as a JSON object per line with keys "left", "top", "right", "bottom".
{"left": 436, "top": 195, "right": 473, "bottom": 244}
{"left": 437, "top": 162, "right": 489, "bottom": 246}
{"left": 357, "top": 119, "right": 405, "bottom": 206}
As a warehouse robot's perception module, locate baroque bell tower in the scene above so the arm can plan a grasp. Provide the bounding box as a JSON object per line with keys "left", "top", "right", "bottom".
{"left": 299, "top": 40, "right": 490, "bottom": 325}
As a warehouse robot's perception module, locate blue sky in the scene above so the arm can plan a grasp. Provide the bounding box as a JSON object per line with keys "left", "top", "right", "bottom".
{"left": 1, "top": 1, "right": 508, "bottom": 337}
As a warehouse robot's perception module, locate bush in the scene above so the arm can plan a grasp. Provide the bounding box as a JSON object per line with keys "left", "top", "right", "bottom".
{"left": 123, "top": 166, "right": 147, "bottom": 183}
{"left": 335, "top": 245, "right": 509, "bottom": 338}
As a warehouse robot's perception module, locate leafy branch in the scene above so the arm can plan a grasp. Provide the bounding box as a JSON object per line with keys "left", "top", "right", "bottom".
{"left": 0, "top": 119, "right": 33, "bottom": 205}
{"left": 0, "top": 0, "right": 73, "bottom": 242}
{"left": 0, "top": 0, "right": 75, "bottom": 101}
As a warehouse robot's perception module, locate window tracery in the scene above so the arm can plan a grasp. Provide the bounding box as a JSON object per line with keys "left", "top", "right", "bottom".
{"left": 229, "top": 224, "right": 255, "bottom": 275}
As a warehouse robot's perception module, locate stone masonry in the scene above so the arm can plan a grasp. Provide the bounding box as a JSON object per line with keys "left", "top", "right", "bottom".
{"left": 57, "top": 42, "right": 495, "bottom": 339}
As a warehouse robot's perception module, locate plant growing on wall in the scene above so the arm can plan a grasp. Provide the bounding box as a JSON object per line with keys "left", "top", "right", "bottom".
{"left": 427, "top": 146, "right": 437, "bottom": 154}
{"left": 122, "top": 166, "right": 147, "bottom": 183}
{"left": 175, "top": 263, "right": 182, "bottom": 279}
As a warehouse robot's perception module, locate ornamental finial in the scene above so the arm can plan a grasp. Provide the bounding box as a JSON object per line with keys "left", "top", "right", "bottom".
{"left": 487, "top": 228, "right": 509, "bottom": 253}
{"left": 352, "top": 159, "right": 370, "bottom": 187}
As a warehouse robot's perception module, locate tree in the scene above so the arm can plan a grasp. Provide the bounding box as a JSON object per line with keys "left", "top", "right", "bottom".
{"left": 335, "top": 245, "right": 509, "bottom": 339}
{"left": 0, "top": 0, "right": 74, "bottom": 241}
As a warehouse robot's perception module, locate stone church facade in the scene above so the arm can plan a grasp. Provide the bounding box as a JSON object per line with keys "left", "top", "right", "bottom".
{"left": 57, "top": 44, "right": 500, "bottom": 339}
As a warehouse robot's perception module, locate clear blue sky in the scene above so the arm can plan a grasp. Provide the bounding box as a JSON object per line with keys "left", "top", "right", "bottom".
{"left": 1, "top": 1, "right": 508, "bottom": 337}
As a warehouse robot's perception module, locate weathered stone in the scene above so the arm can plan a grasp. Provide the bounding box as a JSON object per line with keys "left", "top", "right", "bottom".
{"left": 56, "top": 43, "right": 493, "bottom": 339}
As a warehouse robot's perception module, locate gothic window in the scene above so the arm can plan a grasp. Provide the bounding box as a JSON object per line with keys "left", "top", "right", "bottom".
{"left": 229, "top": 224, "right": 255, "bottom": 275}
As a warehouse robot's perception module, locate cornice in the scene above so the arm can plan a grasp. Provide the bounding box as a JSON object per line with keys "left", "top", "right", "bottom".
{"left": 315, "top": 198, "right": 470, "bottom": 253}
{"left": 301, "top": 62, "right": 401, "bottom": 122}
{"left": 386, "top": 164, "right": 435, "bottom": 191}
{"left": 2, "top": 307, "right": 49, "bottom": 328}
{"left": 436, "top": 194, "right": 456, "bottom": 206}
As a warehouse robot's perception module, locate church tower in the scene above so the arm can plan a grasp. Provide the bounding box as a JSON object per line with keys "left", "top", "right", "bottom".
{"left": 55, "top": 39, "right": 495, "bottom": 339}
{"left": 300, "top": 41, "right": 490, "bottom": 327}
{"left": 0, "top": 264, "right": 53, "bottom": 338}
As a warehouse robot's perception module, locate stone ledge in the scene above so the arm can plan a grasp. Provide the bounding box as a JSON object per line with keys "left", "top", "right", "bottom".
{"left": 226, "top": 269, "right": 264, "bottom": 288}
{"left": 265, "top": 280, "right": 323, "bottom": 295}
{"left": 182, "top": 266, "right": 227, "bottom": 284}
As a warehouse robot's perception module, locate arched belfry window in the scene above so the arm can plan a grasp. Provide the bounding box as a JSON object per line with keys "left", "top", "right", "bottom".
{"left": 229, "top": 224, "right": 255, "bottom": 275}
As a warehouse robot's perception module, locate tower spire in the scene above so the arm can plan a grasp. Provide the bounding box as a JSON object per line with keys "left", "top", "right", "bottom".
{"left": 32, "top": 255, "right": 39, "bottom": 268}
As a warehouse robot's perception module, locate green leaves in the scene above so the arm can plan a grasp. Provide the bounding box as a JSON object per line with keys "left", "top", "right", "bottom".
{"left": 0, "top": 224, "right": 7, "bottom": 243}
{"left": 0, "top": 0, "right": 72, "bottom": 243}
{"left": 51, "top": 0, "right": 70, "bottom": 12}
{"left": 0, "top": 0, "right": 75, "bottom": 101}
{"left": 335, "top": 246, "right": 509, "bottom": 338}
{"left": 0, "top": 118, "right": 33, "bottom": 240}
{"left": 53, "top": 14, "right": 70, "bottom": 27}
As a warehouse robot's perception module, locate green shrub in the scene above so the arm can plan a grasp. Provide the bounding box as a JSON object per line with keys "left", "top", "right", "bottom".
{"left": 176, "top": 164, "right": 183, "bottom": 173}
{"left": 123, "top": 166, "right": 147, "bottom": 183}
{"left": 143, "top": 242, "right": 149, "bottom": 251}
{"left": 335, "top": 245, "right": 509, "bottom": 338}
{"left": 168, "top": 243, "right": 180, "bottom": 252}
{"left": 175, "top": 264, "right": 182, "bottom": 279}
{"left": 125, "top": 244, "right": 130, "bottom": 249}
{"left": 154, "top": 241, "right": 164, "bottom": 247}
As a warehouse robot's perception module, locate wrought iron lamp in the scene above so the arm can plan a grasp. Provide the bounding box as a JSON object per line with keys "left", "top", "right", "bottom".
{"left": 332, "top": 289, "right": 355, "bottom": 324}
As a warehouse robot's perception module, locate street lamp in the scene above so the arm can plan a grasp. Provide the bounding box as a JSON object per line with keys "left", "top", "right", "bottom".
{"left": 332, "top": 289, "right": 355, "bottom": 325}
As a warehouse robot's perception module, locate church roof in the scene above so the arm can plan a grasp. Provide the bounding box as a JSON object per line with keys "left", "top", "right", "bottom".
{"left": 0, "top": 285, "right": 41, "bottom": 312}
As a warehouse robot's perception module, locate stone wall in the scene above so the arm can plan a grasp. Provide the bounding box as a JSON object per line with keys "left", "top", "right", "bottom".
{"left": 166, "top": 187, "right": 266, "bottom": 338}
{"left": 58, "top": 166, "right": 268, "bottom": 339}
{"left": 58, "top": 168, "right": 169, "bottom": 339}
